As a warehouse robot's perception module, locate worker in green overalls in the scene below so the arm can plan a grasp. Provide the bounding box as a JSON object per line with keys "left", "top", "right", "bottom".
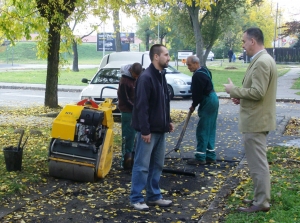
{"left": 117, "top": 63, "right": 143, "bottom": 169}
{"left": 185, "top": 55, "right": 219, "bottom": 165}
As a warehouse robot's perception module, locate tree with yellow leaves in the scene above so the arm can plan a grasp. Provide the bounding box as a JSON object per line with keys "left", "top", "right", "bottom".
{"left": 0, "top": 0, "right": 109, "bottom": 108}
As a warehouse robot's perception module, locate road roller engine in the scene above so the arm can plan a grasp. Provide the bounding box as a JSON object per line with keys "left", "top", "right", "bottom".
{"left": 48, "top": 90, "right": 117, "bottom": 182}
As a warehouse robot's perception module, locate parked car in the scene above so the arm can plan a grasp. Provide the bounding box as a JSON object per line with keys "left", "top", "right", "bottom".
{"left": 195, "top": 51, "right": 215, "bottom": 61}
{"left": 238, "top": 53, "right": 243, "bottom": 60}
{"left": 80, "top": 52, "right": 192, "bottom": 115}
{"left": 206, "top": 51, "right": 215, "bottom": 61}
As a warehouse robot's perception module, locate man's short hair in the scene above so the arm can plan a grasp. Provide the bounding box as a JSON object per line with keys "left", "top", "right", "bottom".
{"left": 149, "top": 44, "right": 166, "bottom": 61}
{"left": 187, "top": 55, "right": 200, "bottom": 64}
{"left": 188, "top": 55, "right": 200, "bottom": 64}
{"left": 131, "top": 63, "right": 143, "bottom": 75}
{"left": 244, "top": 27, "right": 264, "bottom": 45}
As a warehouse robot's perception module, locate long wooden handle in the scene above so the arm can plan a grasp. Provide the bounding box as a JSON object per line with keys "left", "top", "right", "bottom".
{"left": 174, "top": 110, "right": 192, "bottom": 151}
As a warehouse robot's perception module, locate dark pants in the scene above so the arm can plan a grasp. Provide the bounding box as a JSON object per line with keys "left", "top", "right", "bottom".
{"left": 121, "top": 112, "right": 136, "bottom": 167}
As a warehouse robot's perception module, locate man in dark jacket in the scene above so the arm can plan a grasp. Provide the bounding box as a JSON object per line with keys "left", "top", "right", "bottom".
{"left": 186, "top": 55, "right": 219, "bottom": 165}
{"left": 130, "top": 44, "right": 174, "bottom": 211}
{"left": 117, "top": 63, "right": 142, "bottom": 169}
{"left": 228, "top": 48, "right": 234, "bottom": 62}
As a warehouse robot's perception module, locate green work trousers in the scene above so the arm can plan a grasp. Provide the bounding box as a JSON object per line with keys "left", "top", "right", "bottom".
{"left": 195, "top": 92, "right": 219, "bottom": 161}
{"left": 121, "top": 112, "right": 136, "bottom": 167}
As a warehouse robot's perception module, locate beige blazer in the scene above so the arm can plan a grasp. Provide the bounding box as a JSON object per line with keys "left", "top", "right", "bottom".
{"left": 230, "top": 50, "right": 277, "bottom": 132}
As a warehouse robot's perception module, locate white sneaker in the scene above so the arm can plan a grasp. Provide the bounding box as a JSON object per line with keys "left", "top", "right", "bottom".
{"left": 131, "top": 202, "right": 149, "bottom": 211}
{"left": 147, "top": 199, "right": 172, "bottom": 207}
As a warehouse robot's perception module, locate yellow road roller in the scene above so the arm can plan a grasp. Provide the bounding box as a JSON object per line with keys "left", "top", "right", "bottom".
{"left": 48, "top": 87, "right": 117, "bottom": 182}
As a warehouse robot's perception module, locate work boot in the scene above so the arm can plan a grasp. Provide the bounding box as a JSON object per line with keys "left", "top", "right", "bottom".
{"left": 206, "top": 159, "right": 217, "bottom": 164}
{"left": 187, "top": 158, "right": 206, "bottom": 165}
{"left": 123, "top": 152, "right": 133, "bottom": 170}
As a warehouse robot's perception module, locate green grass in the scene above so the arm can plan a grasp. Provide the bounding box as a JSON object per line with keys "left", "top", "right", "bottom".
{"left": 0, "top": 42, "right": 298, "bottom": 91}
{"left": 0, "top": 68, "right": 98, "bottom": 85}
{"left": 292, "top": 76, "right": 300, "bottom": 89}
{"left": 0, "top": 125, "right": 51, "bottom": 197}
{"left": 177, "top": 61, "right": 292, "bottom": 92}
{"left": 0, "top": 41, "right": 111, "bottom": 65}
{"left": 293, "top": 79, "right": 300, "bottom": 95}
{"left": 0, "top": 62, "right": 293, "bottom": 91}
{"left": 224, "top": 146, "right": 300, "bottom": 223}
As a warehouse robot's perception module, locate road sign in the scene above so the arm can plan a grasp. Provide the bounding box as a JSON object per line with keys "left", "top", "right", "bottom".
{"left": 177, "top": 51, "right": 193, "bottom": 60}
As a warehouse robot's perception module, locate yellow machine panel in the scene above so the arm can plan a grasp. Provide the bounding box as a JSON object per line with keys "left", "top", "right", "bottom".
{"left": 97, "top": 129, "right": 113, "bottom": 178}
{"left": 51, "top": 105, "right": 84, "bottom": 141}
{"left": 98, "top": 99, "right": 116, "bottom": 129}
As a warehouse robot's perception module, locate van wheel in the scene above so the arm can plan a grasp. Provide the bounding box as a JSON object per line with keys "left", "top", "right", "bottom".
{"left": 167, "top": 85, "right": 174, "bottom": 100}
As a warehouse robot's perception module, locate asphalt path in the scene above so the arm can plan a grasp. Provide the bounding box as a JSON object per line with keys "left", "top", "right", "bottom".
{"left": 0, "top": 97, "right": 299, "bottom": 222}
{"left": 0, "top": 88, "right": 80, "bottom": 107}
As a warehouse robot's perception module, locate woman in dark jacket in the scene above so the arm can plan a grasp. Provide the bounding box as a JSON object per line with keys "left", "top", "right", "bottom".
{"left": 117, "top": 63, "right": 142, "bottom": 169}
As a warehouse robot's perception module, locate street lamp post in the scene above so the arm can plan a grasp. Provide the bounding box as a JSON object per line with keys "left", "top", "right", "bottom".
{"left": 273, "top": 2, "right": 278, "bottom": 60}
{"left": 157, "top": 21, "right": 160, "bottom": 44}
{"left": 102, "top": 23, "right": 105, "bottom": 57}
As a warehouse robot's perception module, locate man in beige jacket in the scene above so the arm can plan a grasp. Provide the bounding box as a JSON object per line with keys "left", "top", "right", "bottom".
{"left": 224, "top": 27, "right": 277, "bottom": 213}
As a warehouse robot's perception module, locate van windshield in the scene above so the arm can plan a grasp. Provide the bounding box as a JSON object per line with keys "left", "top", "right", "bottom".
{"left": 165, "top": 65, "right": 180, "bottom": 73}
{"left": 91, "top": 68, "right": 121, "bottom": 84}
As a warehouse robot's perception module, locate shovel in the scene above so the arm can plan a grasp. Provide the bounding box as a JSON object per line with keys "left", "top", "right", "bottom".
{"left": 163, "top": 110, "right": 195, "bottom": 177}
{"left": 20, "top": 129, "right": 43, "bottom": 151}
{"left": 14, "top": 128, "right": 25, "bottom": 152}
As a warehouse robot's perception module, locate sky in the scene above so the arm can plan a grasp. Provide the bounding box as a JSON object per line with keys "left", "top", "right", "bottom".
{"left": 274, "top": 0, "right": 300, "bottom": 21}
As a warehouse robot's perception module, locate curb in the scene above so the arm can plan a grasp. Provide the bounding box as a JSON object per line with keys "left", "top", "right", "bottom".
{"left": 198, "top": 156, "right": 248, "bottom": 223}
{"left": 0, "top": 85, "right": 82, "bottom": 93}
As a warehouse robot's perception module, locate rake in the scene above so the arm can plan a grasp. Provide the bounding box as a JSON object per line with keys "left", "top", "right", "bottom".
{"left": 163, "top": 110, "right": 195, "bottom": 177}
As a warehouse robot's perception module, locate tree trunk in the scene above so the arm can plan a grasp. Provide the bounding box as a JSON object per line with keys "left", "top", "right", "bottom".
{"left": 72, "top": 39, "right": 79, "bottom": 72}
{"left": 113, "top": 10, "right": 122, "bottom": 52}
{"left": 187, "top": 5, "right": 205, "bottom": 66}
{"left": 35, "top": 0, "right": 76, "bottom": 108}
{"left": 45, "top": 23, "right": 60, "bottom": 108}
{"left": 146, "top": 34, "right": 150, "bottom": 51}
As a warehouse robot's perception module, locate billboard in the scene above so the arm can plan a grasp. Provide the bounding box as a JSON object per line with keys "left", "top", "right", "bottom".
{"left": 97, "top": 32, "right": 135, "bottom": 51}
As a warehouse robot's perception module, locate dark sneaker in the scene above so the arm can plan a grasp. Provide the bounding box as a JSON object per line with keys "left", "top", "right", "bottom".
{"left": 147, "top": 199, "right": 172, "bottom": 207}
{"left": 187, "top": 158, "right": 206, "bottom": 165}
{"left": 131, "top": 202, "right": 149, "bottom": 211}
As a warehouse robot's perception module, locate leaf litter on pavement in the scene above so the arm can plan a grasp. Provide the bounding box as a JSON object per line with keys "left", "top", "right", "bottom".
{"left": 0, "top": 105, "right": 299, "bottom": 222}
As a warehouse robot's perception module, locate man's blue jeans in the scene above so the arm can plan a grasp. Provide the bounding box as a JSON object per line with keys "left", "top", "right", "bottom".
{"left": 130, "top": 132, "right": 166, "bottom": 204}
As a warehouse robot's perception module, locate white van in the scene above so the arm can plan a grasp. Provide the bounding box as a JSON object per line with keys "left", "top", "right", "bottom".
{"left": 79, "top": 52, "right": 192, "bottom": 113}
